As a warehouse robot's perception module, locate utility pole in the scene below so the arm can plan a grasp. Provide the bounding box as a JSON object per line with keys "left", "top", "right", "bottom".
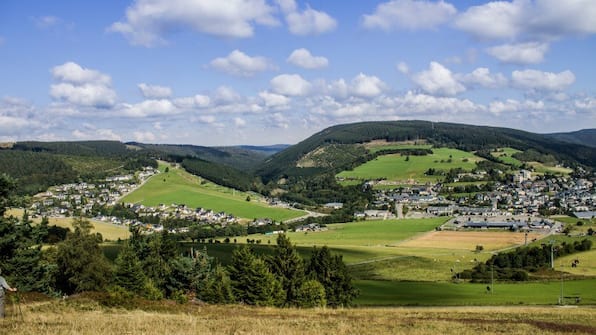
{"left": 549, "top": 239, "right": 555, "bottom": 269}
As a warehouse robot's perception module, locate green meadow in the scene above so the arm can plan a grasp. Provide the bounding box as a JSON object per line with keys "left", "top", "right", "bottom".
{"left": 337, "top": 147, "right": 483, "bottom": 183}
{"left": 491, "top": 147, "right": 523, "bottom": 167}
{"left": 122, "top": 163, "right": 304, "bottom": 221}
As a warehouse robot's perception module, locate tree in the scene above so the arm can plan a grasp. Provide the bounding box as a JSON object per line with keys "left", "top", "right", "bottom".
{"left": 55, "top": 217, "right": 113, "bottom": 294}
{"left": 114, "top": 242, "right": 148, "bottom": 294}
{"left": 201, "top": 264, "right": 235, "bottom": 304}
{"left": 296, "top": 279, "right": 326, "bottom": 308}
{"left": 228, "top": 246, "right": 284, "bottom": 306}
{"left": 307, "top": 246, "right": 358, "bottom": 307}
{"left": 268, "top": 234, "right": 305, "bottom": 306}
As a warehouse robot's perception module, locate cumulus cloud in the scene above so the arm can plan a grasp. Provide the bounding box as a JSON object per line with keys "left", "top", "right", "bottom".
{"left": 72, "top": 128, "right": 122, "bottom": 141}
{"left": 362, "top": 0, "right": 456, "bottom": 31}
{"left": 270, "top": 74, "right": 312, "bottom": 96}
{"left": 457, "top": 67, "right": 507, "bottom": 89}
{"left": 50, "top": 62, "right": 117, "bottom": 107}
{"left": 396, "top": 61, "right": 409, "bottom": 74}
{"left": 350, "top": 73, "right": 387, "bottom": 98}
{"left": 486, "top": 42, "right": 549, "bottom": 64}
{"left": 108, "top": 0, "right": 278, "bottom": 46}
{"left": 133, "top": 130, "right": 157, "bottom": 142}
{"left": 259, "top": 90, "right": 290, "bottom": 108}
{"left": 119, "top": 99, "right": 177, "bottom": 118}
{"left": 138, "top": 83, "right": 172, "bottom": 99}
{"left": 455, "top": 0, "right": 596, "bottom": 41}
{"left": 209, "top": 50, "right": 276, "bottom": 77}
{"left": 511, "top": 69, "right": 575, "bottom": 91}
{"left": 213, "top": 86, "right": 241, "bottom": 104}
{"left": 234, "top": 117, "right": 246, "bottom": 127}
{"left": 174, "top": 94, "right": 211, "bottom": 109}
{"left": 287, "top": 48, "right": 328, "bottom": 69}
{"left": 488, "top": 99, "right": 545, "bottom": 115}
{"left": 277, "top": 0, "right": 337, "bottom": 35}
{"left": 412, "top": 61, "right": 465, "bottom": 96}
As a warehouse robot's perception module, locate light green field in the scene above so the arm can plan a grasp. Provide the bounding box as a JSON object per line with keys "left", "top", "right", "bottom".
{"left": 491, "top": 147, "right": 523, "bottom": 167}
{"left": 337, "top": 148, "right": 483, "bottom": 183}
{"left": 355, "top": 278, "right": 596, "bottom": 306}
{"left": 122, "top": 163, "right": 304, "bottom": 221}
{"left": 366, "top": 143, "right": 433, "bottom": 154}
{"left": 557, "top": 249, "right": 596, "bottom": 277}
{"left": 528, "top": 161, "right": 573, "bottom": 175}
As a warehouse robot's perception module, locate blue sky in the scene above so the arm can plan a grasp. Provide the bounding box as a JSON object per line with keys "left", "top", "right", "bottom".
{"left": 1, "top": 0, "right": 595, "bottom": 145}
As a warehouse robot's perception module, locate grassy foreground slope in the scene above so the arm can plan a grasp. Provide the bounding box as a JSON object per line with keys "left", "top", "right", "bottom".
{"left": 2, "top": 297, "right": 595, "bottom": 335}
{"left": 122, "top": 163, "right": 304, "bottom": 221}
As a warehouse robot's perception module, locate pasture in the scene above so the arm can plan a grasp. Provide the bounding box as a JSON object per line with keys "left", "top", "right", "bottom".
{"left": 2, "top": 298, "right": 595, "bottom": 335}
{"left": 337, "top": 147, "right": 483, "bottom": 184}
{"left": 491, "top": 147, "right": 523, "bottom": 167}
{"left": 5, "top": 208, "right": 130, "bottom": 241}
{"left": 399, "top": 230, "right": 543, "bottom": 251}
{"left": 122, "top": 162, "right": 304, "bottom": 221}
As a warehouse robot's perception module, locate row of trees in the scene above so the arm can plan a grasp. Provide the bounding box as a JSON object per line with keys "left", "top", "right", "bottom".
{"left": 459, "top": 239, "right": 593, "bottom": 282}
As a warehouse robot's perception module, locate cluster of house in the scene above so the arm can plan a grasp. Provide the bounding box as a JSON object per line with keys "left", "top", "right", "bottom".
{"left": 94, "top": 203, "right": 239, "bottom": 233}
{"left": 29, "top": 167, "right": 158, "bottom": 218}
{"left": 357, "top": 169, "right": 595, "bottom": 223}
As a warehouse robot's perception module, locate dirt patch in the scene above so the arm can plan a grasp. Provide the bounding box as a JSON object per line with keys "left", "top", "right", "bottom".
{"left": 399, "top": 230, "right": 543, "bottom": 251}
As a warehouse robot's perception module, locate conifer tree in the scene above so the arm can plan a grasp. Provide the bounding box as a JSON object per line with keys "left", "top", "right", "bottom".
{"left": 307, "top": 246, "right": 358, "bottom": 307}
{"left": 268, "top": 234, "right": 305, "bottom": 306}
{"left": 228, "top": 246, "right": 284, "bottom": 306}
{"left": 114, "top": 242, "right": 147, "bottom": 294}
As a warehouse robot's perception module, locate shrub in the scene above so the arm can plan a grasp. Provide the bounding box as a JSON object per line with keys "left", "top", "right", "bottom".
{"left": 296, "top": 280, "right": 326, "bottom": 308}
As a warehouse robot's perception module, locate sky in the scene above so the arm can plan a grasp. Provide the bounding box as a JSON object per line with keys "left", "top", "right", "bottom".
{"left": 1, "top": 0, "right": 595, "bottom": 146}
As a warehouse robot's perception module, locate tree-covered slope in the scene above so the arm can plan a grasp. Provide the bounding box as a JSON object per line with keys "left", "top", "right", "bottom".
{"left": 546, "top": 129, "right": 596, "bottom": 148}
{"left": 256, "top": 121, "right": 596, "bottom": 181}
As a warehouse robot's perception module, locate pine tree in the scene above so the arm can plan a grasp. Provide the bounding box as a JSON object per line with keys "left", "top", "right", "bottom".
{"left": 268, "top": 234, "right": 305, "bottom": 306}
{"left": 114, "top": 242, "right": 147, "bottom": 294}
{"left": 307, "top": 246, "right": 358, "bottom": 307}
{"left": 228, "top": 246, "right": 284, "bottom": 306}
{"left": 201, "top": 264, "right": 235, "bottom": 304}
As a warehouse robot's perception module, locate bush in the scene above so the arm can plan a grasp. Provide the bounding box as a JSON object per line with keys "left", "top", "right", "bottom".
{"left": 296, "top": 280, "right": 326, "bottom": 308}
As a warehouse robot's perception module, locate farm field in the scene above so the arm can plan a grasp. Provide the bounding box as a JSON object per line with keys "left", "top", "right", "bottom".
{"left": 491, "top": 147, "right": 523, "bottom": 167}
{"left": 5, "top": 208, "right": 130, "bottom": 241}
{"left": 122, "top": 162, "right": 305, "bottom": 221}
{"left": 2, "top": 298, "right": 595, "bottom": 335}
{"left": 557, "top": 249, "right": 596, "bottom": 277}
{"left": 399, "top": 230, "right": 543, "bottom": 251}
{"left": 336, "top": 147, "right": 483, "bottom": 184}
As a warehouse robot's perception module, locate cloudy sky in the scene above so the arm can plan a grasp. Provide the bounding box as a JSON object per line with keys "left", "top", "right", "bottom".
{"left": 1, "top": 0, "right": 595, "bottom": 145}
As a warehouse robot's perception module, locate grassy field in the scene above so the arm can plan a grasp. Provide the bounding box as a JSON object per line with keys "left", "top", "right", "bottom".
{"left": 1, "top": 296, "right": 595, "bottom": 335}
{"left": 491, "top": 147, "right": 523, "bottom": 167}
{"left": 122, "top": 162, "right": 304, "bottom": 221}
{"left": 557, "top": 249, "right": 596, "bottom": 277}
{"left": 399, "top": 230, "right": 543, "bottom": 251}
{"left": 355, "top": 279, "right": 596, "bottom": 306}
{"left": 528, "top": 162, "right": 573, "bottom": 175}
{"left": 5, "top": 208, "right": 130, "bottom": 241}
{"left": 337, "top": 148, "right": 483, "bottom": 183}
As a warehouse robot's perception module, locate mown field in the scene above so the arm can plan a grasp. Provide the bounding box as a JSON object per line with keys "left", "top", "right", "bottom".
{"left": 122, "top": 162, "right": 304, "bottom": 221}
{"left": 1, "top": 297, "right": 594, "bottom": 335}
{"left": 337, "top": 147, "right": 483, "bottom": 184}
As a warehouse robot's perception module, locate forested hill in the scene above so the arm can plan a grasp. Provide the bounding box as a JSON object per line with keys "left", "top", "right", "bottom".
{"left": 256, "top": 121, "right": 596, "bottom": 181}
{"left": 546, "top": 129, "right": 596, "bottom": 148}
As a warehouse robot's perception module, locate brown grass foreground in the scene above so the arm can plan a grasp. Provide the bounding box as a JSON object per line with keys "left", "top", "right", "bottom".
{"left": 1, "top": 295, "right": 595, "bottom": 335}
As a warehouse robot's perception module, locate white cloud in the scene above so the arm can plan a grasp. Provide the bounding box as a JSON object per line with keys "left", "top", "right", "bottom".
{"left": 458, "top": 67, "right": 507, "bottom": 89}
{"left": 455, "top": 0, "right": 596, "bottom": 41}
{"left": 50, "top": 83, "right": 117, "bottom": 108}
{"left": 50, "top": 62, "right": 117, "bottom": 108}
{"left": 350, "top": 73, "right": 387, "bottom": 97}
{"left": 138, "top": 83, "right": 172, "bottom": 99}
{"left": 108, "top": 0, "right": 278, "bottom": 46}
{"left": 234, "top": 117, "right": 246, "bottom": 127}
{"left": 278, "top": 0, "right": 337, "bottom": 35}
{"left": 362, "top": 0, "right": 456, "bottom": 31}
{"left": 396, "top": 61, "right": 409, "bottom": 74}
{"left": 259, "top": 91, "right": 290, "bottom": 107}
{"left": 412, "top": 61, "right": 465, "bottom": 96}
{"left": 133, "top": 130, "right": 157, "bottom": 142}
{"left": 119, "top": 99, "right": 177, "bottom": 118}
{"left": 33, "top": 16, "right": 61, "bottom": 29}
{"left": 196, "top": 115, "right": 217, "bottom": 124}
{"left": 287, "top": 48, "right": 328, "bottom": 69}
{"left": 270, "top": 74, "right": 312, "bottom": 96}
{"left": 488, "top": 99, "right": 544, "bottom": 115}
{"left": 486, "top": 42, "right": 549, "bottom": 64}
{"left": 511, "top": 69, "right": 575, "bottom": 91}
{"left": 214, "top": 86, "right": 241, "bottom": 104}
{"left": 51, "top": 62, "right": 111, "bottom": 85}
{"left": 209, "top": 50, "right": 276, "bottom": 77}
{"left": 72, "top": 128, "right": 122, "bottom": 141}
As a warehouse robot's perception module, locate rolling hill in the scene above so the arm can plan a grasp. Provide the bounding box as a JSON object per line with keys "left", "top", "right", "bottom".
{"left": 546, "top": 129, "right": 596, "bottom": 148}
{"left": 256, "top": 121, "right": 596, "bottom": 182}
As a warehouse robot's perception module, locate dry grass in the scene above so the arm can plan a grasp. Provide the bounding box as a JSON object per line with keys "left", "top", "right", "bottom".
{"left": 1, "top": 299, "right": 594, "bottom": 335}
{"left": 399, "top": 231, "right": 543, "bottom": 251}
{"left": 5, "top": 208, "right": 130, "bottom": 241}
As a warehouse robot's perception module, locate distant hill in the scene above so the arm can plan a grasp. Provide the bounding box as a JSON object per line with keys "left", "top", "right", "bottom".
{"left": 126, "top": 142, "right": 274, "bottom": 171}
{"left": 546, "top": 129, "right": 596, "bottom": 148}
{"left": 256, "top": 121, "right": 596, "bottom": 182}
